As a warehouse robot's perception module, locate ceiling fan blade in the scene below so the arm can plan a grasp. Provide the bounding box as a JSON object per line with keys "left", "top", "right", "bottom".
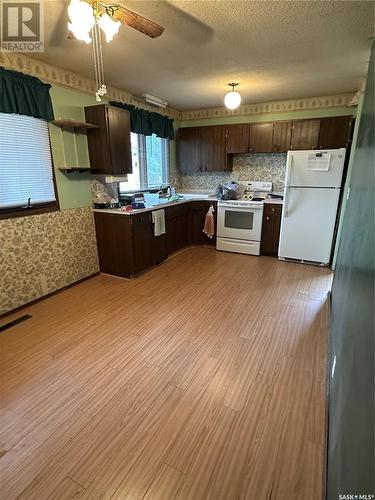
{"left": 112, "top": 6, "right": 165, "bottom": 38}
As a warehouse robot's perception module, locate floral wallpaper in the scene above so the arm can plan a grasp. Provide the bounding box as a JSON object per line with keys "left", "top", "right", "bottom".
{"left": 0, "top": 207, "right": 99, "bottom": 315}
{"left": 179, "top": 153, "right": 287, "bottom": 191}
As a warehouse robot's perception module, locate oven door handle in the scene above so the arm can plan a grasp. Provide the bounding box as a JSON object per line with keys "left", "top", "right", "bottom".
{"left": 218, "top": 204, "right": 263, "bottom": 210}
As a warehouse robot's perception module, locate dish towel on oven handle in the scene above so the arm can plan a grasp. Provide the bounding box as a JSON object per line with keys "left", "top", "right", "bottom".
{"left": 203, "top": 204, "right": 215, "bottom": 239}
{"left": 152, "top": 209, "right": 166, "bottom": 236}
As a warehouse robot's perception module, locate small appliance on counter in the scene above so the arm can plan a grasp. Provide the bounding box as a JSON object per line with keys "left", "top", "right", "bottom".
{"left": 217, "top": 181, "right": 272, "bottom": 256}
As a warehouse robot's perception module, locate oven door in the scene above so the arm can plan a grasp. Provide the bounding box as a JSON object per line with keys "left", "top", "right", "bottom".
{"left": 217, "top": 203, "right": 263, "bottom": 241}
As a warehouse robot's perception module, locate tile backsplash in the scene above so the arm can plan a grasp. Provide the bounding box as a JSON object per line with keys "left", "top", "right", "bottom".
{"left": 91, "top": 175, "right": 120, "bottom": 203}
{"left": 179, "top": 153, "right": 287, "bottom": 192}
{"left": 90, "top": 153, "right": 287, "bottom": 201}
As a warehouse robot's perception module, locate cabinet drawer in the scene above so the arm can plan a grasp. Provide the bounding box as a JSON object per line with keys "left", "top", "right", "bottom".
{"left": 165, "top": 204, "right": 190, "bottom": 220}
{"left": 132, "top": 212, "right": 152, "bottom": 228}
{"left": 264, "top": 203, "right": 282, "bottom": 215}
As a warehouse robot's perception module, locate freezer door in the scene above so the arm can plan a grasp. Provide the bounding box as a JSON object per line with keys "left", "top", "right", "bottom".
{"left": 286, "top": 148, "right": 346, "bottom": 188}
{"left": 278, "top": 187, "right": 340, "bottom": 264}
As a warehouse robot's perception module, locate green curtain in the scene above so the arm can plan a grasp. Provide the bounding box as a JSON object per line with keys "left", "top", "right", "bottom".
{"left": 109, "top": 101, "right": 174, "bottom": 140}
{"left": 0, "top": 67, "right": 54, "bottom": 121}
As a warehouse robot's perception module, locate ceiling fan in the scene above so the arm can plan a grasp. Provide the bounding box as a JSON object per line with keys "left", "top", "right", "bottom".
{"left": 67, "top": 0, "right": 165, "bottom": 101}
{"left": 68, "top": 0, "right": 165, "bottom": 42}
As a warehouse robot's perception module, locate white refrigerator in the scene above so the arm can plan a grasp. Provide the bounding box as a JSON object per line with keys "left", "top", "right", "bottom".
{"left": 278, "top": 148, "right": 346, "bottom": 265}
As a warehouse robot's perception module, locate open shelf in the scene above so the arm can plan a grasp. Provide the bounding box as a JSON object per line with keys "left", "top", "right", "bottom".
{"left": 51, "top": 119, "right": 99, "bottom": 131}
{"left": 58, "top": 167, "right": 91, "bottom": 174}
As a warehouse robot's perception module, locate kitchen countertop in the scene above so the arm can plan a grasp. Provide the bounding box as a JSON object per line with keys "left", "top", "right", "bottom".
{"left": 93, "top": 192, "right": 218, "bottom": 216}
{"left": 92, "top": 190, "right": 283, "bottom": 216}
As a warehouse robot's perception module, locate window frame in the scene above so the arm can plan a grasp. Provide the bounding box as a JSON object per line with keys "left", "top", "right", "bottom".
{"left": 119, "top": 133, "right": 169, "bottom": 194}
{"left": 0, "top": 116, "right": 60, "bottom": 220}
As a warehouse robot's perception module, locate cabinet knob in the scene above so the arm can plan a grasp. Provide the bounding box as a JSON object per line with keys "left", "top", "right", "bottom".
{"left": 271, "top": 208, "right": 275, "bottom": 212}
{"left": 266, "top": 216, "right": 270, "bottom": 221}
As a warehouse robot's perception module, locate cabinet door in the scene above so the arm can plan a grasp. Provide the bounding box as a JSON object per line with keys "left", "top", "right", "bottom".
{"left": 178, "top": 127, "right": 199, "bottom": 174}
{"left": 190, "top": 201, "right": 217, "bottom": 245}
{"left": 132, "top": 224, "right": 155, "bottom": 274}
{"left": 94, "top": 212, "right": 133, "bottom": 278}
{"left": 249, "top": 123, "right": 274, "bottom": 152}
{"left": 290, "top": 120, "right": 320, "bottom": 150}
{"left": 86, "top": 105, "right": 132, "bottom": 175}
{"left": 199, "top": 126, "right": 229, "bottom": 172}
{"left": 272, "top": 121, "right": 292, "bottom": 152}
{"left": 132, "top": 213, "right": 166, "bottom": 273}
{"left": 260, "top": 204, "right": 282, "bottom": 255}
{"left": 166, "top": 214, "right": 189, "bottom": 254}
{"left": 226, "top": 123, "right": 250, "bottom": 154}
{"left": 107, "top": 106, "right": 132, "bottom": 175}
{"left": 318, "top": 116, "right": 353, "bottom": 149}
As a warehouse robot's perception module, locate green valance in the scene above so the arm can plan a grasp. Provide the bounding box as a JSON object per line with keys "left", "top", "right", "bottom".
{"left": 109, "top": 101, "right": 174, "bottom": 140}
{"left": 0, "top": 67, "right": 54, "bottom": 121}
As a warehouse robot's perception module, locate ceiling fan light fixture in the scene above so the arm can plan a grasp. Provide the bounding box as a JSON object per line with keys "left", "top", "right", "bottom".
{"left": 224, "top": 83, "right": 241, "bottom": 110}
{"left": 67, "top": 0, "right": 94, "bottom": 44}
{"left": 98, "top": 13, "right": 121, "bottom": 43}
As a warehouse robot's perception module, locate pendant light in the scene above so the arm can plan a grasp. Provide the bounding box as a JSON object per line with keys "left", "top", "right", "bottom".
{"left": 224, "top": 83, "right": 241, "bottom": 110}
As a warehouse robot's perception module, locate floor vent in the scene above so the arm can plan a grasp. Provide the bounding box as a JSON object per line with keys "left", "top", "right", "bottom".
{"left": 0, "top": 314, "right": 32, "bottom": 333}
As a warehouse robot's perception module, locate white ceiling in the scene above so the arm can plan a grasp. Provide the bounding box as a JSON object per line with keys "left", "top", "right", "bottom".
{"left": 41, "top": 0, "right": 374, "bottom": 110}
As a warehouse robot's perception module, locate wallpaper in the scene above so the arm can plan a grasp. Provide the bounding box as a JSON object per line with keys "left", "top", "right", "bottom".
{"left": 179, "top": 153, "right": 287, "bottom": 191}
{"left": 0, "top": 207, "right": 99, "bottom": 315}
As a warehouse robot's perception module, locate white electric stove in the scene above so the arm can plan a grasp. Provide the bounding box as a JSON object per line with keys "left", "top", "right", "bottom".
{"left": 217, "top": 181, "right": 272, "bottom": 255}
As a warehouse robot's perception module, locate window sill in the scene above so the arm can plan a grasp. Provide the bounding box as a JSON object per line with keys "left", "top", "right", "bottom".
{"left": 0, "top": 203, "right": 59, "bottom": 220}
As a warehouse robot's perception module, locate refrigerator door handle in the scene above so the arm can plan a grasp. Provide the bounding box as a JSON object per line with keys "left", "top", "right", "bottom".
{"left": 284, "top": 187, "right": 290, "bottom": 217}
{"left": 285, "top": 155, "right": 293, "bottom": 189}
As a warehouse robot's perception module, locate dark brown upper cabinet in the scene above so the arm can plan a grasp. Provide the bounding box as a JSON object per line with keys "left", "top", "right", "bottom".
{"left": 85, "top": 104, "right": 132, "bottom": 175}
{"left": 272, "top": 121, "right": 293, "bottom": 152}
{"left": 249, "top": 123, "right": 274, "bottom": 152}
{"left": 178, "top": 127, "right": 200, "bottom": 174}
{"left": 318, "top": 116, "right": 353, "bottom": 149}
{"left": 199, "top": 125, "right": 230, "bottom": 172}
{"left": 177, "top": 115, "right": 353, "bottom": 173}
{"left": 178, "top": 126, "right": 231, "bottom": 173}
{"left": 226, "top": 123, "right": 250, "bottom": 154}
{"left": 290, "top": 119, "right": 320, "bottom": 150}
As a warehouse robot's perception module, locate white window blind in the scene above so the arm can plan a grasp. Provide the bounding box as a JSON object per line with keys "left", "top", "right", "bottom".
{"left": 0, "top": 113, "right": 56, "bottom": 209}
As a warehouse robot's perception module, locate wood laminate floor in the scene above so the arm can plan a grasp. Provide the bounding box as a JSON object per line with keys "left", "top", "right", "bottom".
{"left": 0, "top": 248, "right": 332, "bottom": 500}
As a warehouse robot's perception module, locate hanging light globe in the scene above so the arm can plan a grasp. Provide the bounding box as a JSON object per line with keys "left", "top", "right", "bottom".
{"left": 224, "top": 83, "right": 241, "bottom": 110}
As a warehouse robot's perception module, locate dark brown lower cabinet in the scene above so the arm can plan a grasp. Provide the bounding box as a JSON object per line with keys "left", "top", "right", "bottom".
{"left": 94, "top": 201, "right": 217, "bottom": 278}
{"left": 166, "top": 204, "right": 190, "bottom": 254}
{"left": 190, "top": 201, "right": 217, "bottom": 245}
{"left": 132, "top": 213, "right": 167, "bottom": 274}
{"left": 260, "top": 203, "right": 283, "bottom": 256}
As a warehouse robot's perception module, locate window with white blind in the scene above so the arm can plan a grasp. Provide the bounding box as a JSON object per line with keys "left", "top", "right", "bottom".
{"left": 0, "top": 112, "right": 57, "bottom": 216}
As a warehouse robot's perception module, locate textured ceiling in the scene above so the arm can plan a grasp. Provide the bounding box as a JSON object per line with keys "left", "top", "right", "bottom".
{"left": 40, "top": 0, "right": 374, "bottom": 110}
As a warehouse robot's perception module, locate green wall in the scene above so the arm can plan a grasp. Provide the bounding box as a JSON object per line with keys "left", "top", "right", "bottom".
{"left": 49, "top": 86, "right": 101, "bottom": 210}
{"left": 332, "top": 94, "right": 364, "bottom": 268}
{"left": 327, "top": 44, "right": 374, "bottom": 499}
{"left": 179, "top": 106, "right": 355, "bottom": 128}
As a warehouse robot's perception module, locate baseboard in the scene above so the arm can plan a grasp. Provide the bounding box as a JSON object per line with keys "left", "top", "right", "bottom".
{"left": 323, "top": 290, "right": 332, "bottom": 500}
{"left": 0, "top": 272, "right": 100, "bottom": 320}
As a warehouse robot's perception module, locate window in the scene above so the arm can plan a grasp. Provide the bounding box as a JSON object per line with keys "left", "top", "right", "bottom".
{"left": 0, "top": 112, "right": 57, "bottom": 217}
{"left": 119, "top": 133, "right": 169, "bottom": 192}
